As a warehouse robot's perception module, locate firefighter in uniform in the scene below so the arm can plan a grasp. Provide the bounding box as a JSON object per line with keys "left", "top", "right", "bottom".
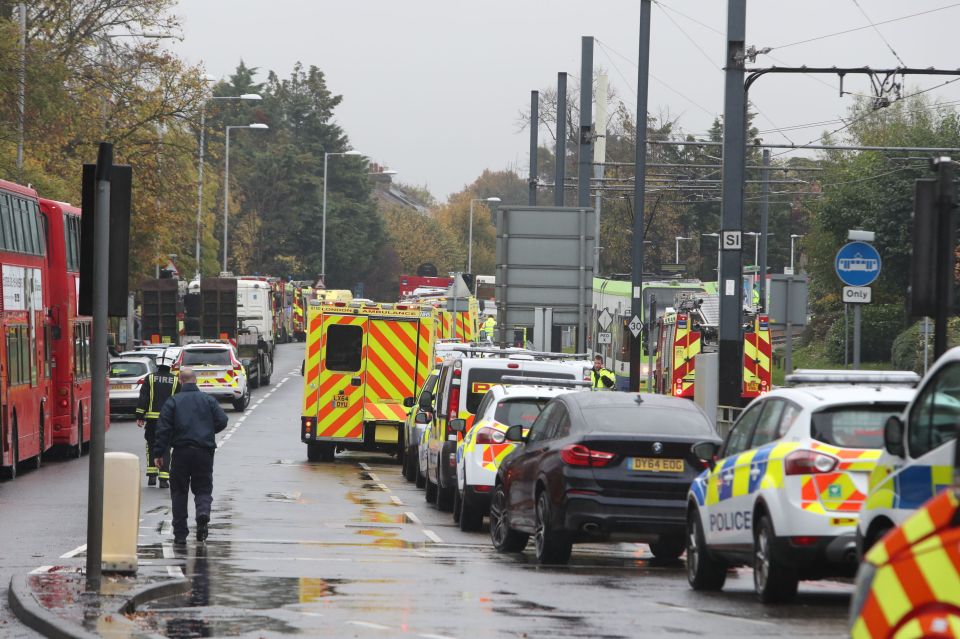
{"left": 591, "top": 355, "right": 616, "bottom": 390}
{"left": 136, "top": 351, "right": 180, "bottom": 487}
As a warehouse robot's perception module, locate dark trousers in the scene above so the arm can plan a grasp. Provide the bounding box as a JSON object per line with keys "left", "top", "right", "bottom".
{"left": 144, "top": 420, "right": 170, "bottom": 479}
{"left": 169, "top": 447, "right": 215, "bottom": 539}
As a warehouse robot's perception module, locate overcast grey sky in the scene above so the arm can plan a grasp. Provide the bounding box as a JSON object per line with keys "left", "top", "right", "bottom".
{"left": 173, "top": 1, "right": 960, "bottom": 200}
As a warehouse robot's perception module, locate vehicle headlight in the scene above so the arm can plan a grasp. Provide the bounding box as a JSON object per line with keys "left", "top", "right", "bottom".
{"left": 848, "top": 562, "right": 877, "bottom": 631}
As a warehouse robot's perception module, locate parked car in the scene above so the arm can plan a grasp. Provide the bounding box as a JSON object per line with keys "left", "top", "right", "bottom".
{"left": 176, "top": 342, "right": 250, "bottom": 411}
{"left": 490, "top": 391, "right": 720, "bottom": 564}
{"left": 108, "top": 356, "right": 155, "bottom": 417}
{"left": 687, "top": 373, "right": 915, "bottom": 603}
{"left": 402, "top": 368, "right": 439, "bottom": 483}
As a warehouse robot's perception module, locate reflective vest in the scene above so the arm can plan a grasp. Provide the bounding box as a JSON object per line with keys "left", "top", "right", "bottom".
{"left": 591, "top": 367, "right": 616, "bottom": 390}
{"left": 135, "top": 371, "right": 180, "bottom": 420}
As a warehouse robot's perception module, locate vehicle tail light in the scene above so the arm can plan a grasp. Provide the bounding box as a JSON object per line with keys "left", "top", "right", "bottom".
{"left": 560, "top": 444, "right": 616, "bottom": 468}
{"left": 60, "top": 399, "right": 68, "bottom": 408}
{"left": 507, "top": 363, "right": 519, "bottom": 369}
{"left": 449, "top": 452, "right": 456, "bottom": 467}
{"left": 784, "top": 450, "right": 838, "bottom": 475}
{"left": 475, "top": 427, "right": 506, "bottom": 445}
{"left": 137, "top": 377, "right": 145, "bottom": 385}
{"left": 446, "top": 384, "right": 461, "bottom": 429}
{"left": 790, "top": 536, "right": 819, "bottom": 546}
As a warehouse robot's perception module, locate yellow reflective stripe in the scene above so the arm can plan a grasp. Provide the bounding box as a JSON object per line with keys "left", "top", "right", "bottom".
{"left": 901, "top": 506, "right": 937, "bottom": 544}
{"left": 914, "top": 539, "right": 960, "bottom": 602}
{"left": 872, "top": 564, "right": 913, "bottom": 627}
{"left": 732, "top": 449, "right": 757, "bottom": 497}
{"left": 850, "top": 617, "right": 872, "bottom": 639}
{"left": 892, "top": 618, "right": 922, "bottom": 639}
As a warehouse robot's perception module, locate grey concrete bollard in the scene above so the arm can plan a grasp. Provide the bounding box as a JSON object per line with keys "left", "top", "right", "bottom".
{"left": 102, "top": 451, "right": 141, "bottom": 573}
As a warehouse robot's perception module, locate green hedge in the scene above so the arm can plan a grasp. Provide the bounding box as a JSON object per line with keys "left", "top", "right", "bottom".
{"left": 824, "top": 304, "right": 906, "bottom": 364}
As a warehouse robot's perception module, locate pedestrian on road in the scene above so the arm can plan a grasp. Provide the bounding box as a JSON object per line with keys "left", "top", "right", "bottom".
{"left": 591, "top": 355, "right": 616, "bottom": 390}
{"left": 135, "top": 350, "right": 180, "bottom": 488}
{"left": 153, "top": 366, "right": 229, "bottom": 545}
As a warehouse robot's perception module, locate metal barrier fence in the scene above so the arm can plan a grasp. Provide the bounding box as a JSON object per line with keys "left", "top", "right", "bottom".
{"left": 715, "top": 405, "right": 744, "bottom": 438}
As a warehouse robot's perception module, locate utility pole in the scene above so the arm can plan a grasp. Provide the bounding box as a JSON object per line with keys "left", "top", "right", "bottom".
{"left": 629, "top": 0, "right": 652, "bottom": 393}
{"left": 593, "top": 74, "right": 608, "bottom": 278}
{"left": 718, "top": 0, "right": 747, "bottom": 407}
{"left": 529, "top": 91, "right": 539, "bottom": 206}
{"left": 555, "top": 72, "right": 567, "bottom": 207}
{"left": 934, "top": 158, "right": 956, "bottom": 357}
{"left": 578, "top": 37, "right": 594, "bottom": 209}
{"left": 759, "top": 149, "right": 770, "bottom": 309}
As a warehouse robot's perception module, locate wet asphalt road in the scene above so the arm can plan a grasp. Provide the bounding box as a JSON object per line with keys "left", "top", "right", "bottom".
{"left": 3, "top": 344, "right": 851, "bottom": 637}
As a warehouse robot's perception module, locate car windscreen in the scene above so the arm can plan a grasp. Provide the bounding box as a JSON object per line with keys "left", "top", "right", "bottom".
{"left": 494, "top": 399, "right": 549, "bottom": 428}
{"left": 182, "top": 349, "right": 232, "bottom": 367}
{"left": 578, "top": 405, "right": 714, "bottom": 436}
{"left": 465, "top": 369, "right": 575, "bottom": 414}
{"left": 810, "top": 404, "right": 906, "bottom": 449}
{"left": 110, "top": 361, "right": 147, "bottom": 378}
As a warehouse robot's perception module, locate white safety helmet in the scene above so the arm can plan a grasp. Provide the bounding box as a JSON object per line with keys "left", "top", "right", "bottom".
{"left": 156, "top": 351, "right": 177, "bottom": 369}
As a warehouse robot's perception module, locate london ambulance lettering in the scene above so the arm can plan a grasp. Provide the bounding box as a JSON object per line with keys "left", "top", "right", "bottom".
{"left": 742, "top": 314, "right": 772, "bottom": 399}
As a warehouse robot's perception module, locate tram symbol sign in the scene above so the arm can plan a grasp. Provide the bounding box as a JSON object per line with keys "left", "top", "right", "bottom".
{"left": 835, "top": 241, "right": 881, "bottom": 287}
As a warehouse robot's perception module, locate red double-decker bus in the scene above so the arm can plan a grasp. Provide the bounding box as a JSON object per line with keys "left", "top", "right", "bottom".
{"left": 39, "top": 198, "right": 92, "bottom": 460}
{"left": 0, "top": 181, "right": 54, "bottom": 479}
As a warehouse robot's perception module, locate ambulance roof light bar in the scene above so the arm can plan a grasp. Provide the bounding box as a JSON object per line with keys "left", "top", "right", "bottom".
{"left": 785, "top": 369, "right": 921, "bottom": 387}
{"left": 449, "top": 345, "right": 589, "bottom": 360}
{"left": 500, "top": 376, "right": 591, "bottom": 388}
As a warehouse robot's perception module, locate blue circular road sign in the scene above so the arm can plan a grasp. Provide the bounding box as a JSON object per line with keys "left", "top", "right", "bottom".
{"left": 835, "top": 241, "right": 881, "bottom": 286}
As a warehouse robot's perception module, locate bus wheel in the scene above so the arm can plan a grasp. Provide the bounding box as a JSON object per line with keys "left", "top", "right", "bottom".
{"left": 32, "top": 413, "right": 43, "bottom": 470}
{"left": 73, "top": 409, "right": 83, "bottom": 458}
{"left": 2, "top": 420, "right": 19, "bottom": 480}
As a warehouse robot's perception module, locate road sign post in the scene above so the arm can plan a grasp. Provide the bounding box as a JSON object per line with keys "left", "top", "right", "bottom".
{"left": 836, "top": 238, "right": 881, "bottom": 370}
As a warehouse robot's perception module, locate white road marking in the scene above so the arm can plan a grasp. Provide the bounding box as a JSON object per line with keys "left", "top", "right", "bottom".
{"left": 423, "top": 529, "right": 443, "bottom": 544}
{"left": 390, "top": 496, "right": 404, "bottom": 506}
{"left": 161, "top": 541, "right": 184, "bottom": 578}
{"left": 375, "top": 482, "right": 390, "bottom": 492}
{"left": 346, "top": 621, "right": 391, "bottom": 631}
{"left": 405, "top": 511, "right": 421, "bottom": 525}
{"left": 420, "top": 634, "right": 459, "bottom": 639}
{"left": 367, "top": 472, "right": 380, "bottom": 482}
{"left": 359, "top": 462, "right": 371, "bottom": 471}
{"left": 29, "top": 566, "right": 54, "bottom": 574}
{"left": 60, "top": 544, "right": 86, "bottom": 559}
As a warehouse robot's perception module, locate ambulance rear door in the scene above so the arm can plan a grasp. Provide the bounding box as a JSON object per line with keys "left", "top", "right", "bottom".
{"left": 316, "top": 312, "right": 368, "bottom": 441}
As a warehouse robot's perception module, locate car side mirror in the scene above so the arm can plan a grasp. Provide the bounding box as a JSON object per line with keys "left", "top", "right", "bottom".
{"left": 418, "top": 391, "right": 433, "bottom": 411}
{"left": 403, "top": 396, "right": 416, "bottom": 408}
{"left": 449, "top": 418, "right": 466, "bottom": 433}
{"left": 691, "top": 441, "right": 720, "bottom": 470}
{"left": 884, "top": 415, "right": 906, "bottom": 458}
{"left": 414, "top": 411, "right": 431, "bottom": 425}
{"left": 505, "top": 425, "right": 525, "bottom": 442}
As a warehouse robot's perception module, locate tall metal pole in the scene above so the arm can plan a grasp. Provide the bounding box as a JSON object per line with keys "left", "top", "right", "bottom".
{"left": 629, "top": 0, "right": 652, "bottom": 393}
{"left": 468, "top": 199, "right": 475, "bottom": 273}
{"left": 195, "top": 106, "right": 206, "bottom": 278}
{"left": 853, "top": 304, "right": 862, "bottom": 369}
{"left": 321, "top": 152, "right": 329, "bottom": 286}
{"left": 529, "top": 91, "right": 539, "bottom": 206}
{"left": 759, "top": 149, "right": 770, "bottom": 309}
{"left": 718, "top": 0, "right": 747, "bottom": 407}
{"left": 934, "top": 158, "right": 956, "bottom": 358}
{"left": 578, "top": 36, "right": 594, "bottom": 209}
{"left": 555, "top": 73, "right": 567, "bottom": 207}
{"left": 86, "top": 142, "right": 112, "bottom": 590}
{"left": 593, "top": 74, "right": 608, "bottom": 277}
{"left": 16, "top": 3, "right": 25, "bottom": 180}
{"left": 222, "top": 126, "right": 231, "bottom": 274}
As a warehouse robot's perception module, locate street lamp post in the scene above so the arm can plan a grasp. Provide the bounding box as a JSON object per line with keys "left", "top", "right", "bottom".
{"left": 701, "top": 232, "right": 720, "bottom": 281}
{"left": 674, "top": 236, "right": 692, "bottom": 264}
{"left": 321, "top": 150, "right": 362, "bottom": 286}
{"left": 746, "top": 231, "right": 775, "bottom": 266}
{"left": 790, "top": 233, "right": 803, "bottom": 272}
{"left": 195, "top": 93, "right": 262, "bottom": 278}
{"left": 222, "top": 123, "right": 269, "bottom": 274}
{"left": 468, "top": 197, "right": 501, "bottom": 273}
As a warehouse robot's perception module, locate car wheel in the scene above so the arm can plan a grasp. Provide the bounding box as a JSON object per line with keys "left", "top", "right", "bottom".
{"left": 863, "top": 520, "right": 893, "bottom": 556}
{"left": 415, "top": 458, "right": 426, "bottom": 488}
{"left": 459, "top": 489, "right": 484, "bottom": 532}
{"left": 232, "top": 386, "right": 250, "bottom": 412}
{"left": 403, "top": 447, "right": 417, "bottom": 482}
{"left": 649, "top": 536, "right": 685, "bottom": 561}
{"left": 452, "top": 488, "right": 462, "bottom": 523}
{"left": 436, "top": 460, "right": 454, "bottom": 512}
{"left": 754, "top": 514, "right": 799, "bottom": 603}
{"left": 490, "top": 482, "right": 528, "bottom": 553}
{"left": 252, "top": 368, "right": 261, "bottom": 389}
{"left": 425, "top": 471, "right": 438, "bottom": 503}
{"left": 686, "top": 510, "right": 727, "bottom": 591}
{"left": 534, "top": 490, "right": 572, "bottom": 565}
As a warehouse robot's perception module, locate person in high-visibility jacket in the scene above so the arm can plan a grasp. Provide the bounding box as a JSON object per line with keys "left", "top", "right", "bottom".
{"left": 591, "top": 355, "right": 616, "bottom": 390}
{"left": 136, "top": 351, "right": 180, "bottom": 488}
{"left": 481, "top": 315, "right": 496, "bottom": 341}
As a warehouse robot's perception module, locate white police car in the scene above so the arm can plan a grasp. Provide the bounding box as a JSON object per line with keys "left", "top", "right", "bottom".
{"left": 686, "top": 371, "right": 916, "bottom": 603}
{"left": 859, "top": 348, "right": 960, "bottom": 554}
{"left": 451, "top": 383, "right": 576, "bottom": 531}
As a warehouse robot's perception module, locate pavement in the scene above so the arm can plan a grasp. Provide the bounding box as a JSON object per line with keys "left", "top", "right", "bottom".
{"left": 4, "top": 344, "right": 852, "bottom": 638}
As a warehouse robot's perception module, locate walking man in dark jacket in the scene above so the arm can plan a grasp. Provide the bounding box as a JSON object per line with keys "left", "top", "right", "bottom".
{"left": 154, "top": 367, "right": 228, "bottom": 545}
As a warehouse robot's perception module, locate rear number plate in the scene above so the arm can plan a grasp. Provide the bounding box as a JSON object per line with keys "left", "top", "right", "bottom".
{"left": 111, "top": 384, "right": 132, "bottom": 390}
{"left": 631, "top": 457, "right": 684, "bottom": 472}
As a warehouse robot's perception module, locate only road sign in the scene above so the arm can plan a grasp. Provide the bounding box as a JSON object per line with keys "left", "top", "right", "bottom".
{"left": 842, "top": 286, "right": 872, "bottom": 304}
{"left": 835, "top": 241, "right": 881, "bottom": 287}
{"left": 628, "top": 315, "right": 644, "bottom": 338}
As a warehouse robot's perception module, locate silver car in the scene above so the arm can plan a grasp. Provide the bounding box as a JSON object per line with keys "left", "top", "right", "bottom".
{"left": 109, "top": 357, "right": 155, "bottom": 417}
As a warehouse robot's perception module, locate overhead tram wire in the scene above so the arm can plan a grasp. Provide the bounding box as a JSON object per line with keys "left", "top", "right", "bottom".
{"left": 767, "top": 3, "right": 960, "bottom": 52}
{"left": 651, "top": 1, "right": 724, "bottom": 37}
{"left": 850, "top": 0, "right": 907, "bottom": 67}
